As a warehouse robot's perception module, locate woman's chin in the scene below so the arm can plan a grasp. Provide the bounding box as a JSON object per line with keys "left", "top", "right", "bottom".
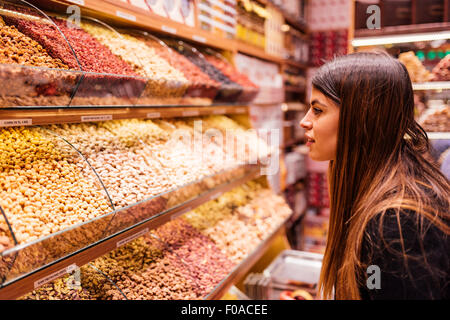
{"left": 308, "top": 151, "right": 330, "bottom": 162}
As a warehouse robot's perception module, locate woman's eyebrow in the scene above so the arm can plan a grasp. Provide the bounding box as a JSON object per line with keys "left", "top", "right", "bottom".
{"left": 310, "top": 99, "right": 328, "bottom": 108}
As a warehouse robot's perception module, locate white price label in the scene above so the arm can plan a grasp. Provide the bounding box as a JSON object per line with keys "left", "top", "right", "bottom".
{"left": 237, "top": 107, "right": 246, "bottom": 114}
{"left": 146, "top": 112, "right": 161, "bottom": 119}
{"left": 209, "top": 192, "right": 222, "bottom": 201}
{"left": 81, "top": 115, "right": 113, "bottom": 122}
{"left": 212, "top": 108, "right": 226, "bottom": 115}
{"left": 161, "top": 25, "right": 177, "bottom": 34}
{"left": 116, "top": 10, "right": 137, "bottom": 21}
{"left": 116, "top": 228, "right": 149, "bottom": 248}
{"left": 34, "top": 264, "right": 77, "bottom": 289}
{"left": 0, "top": 119, "right": 32, "bottom": 127}
{"left": 182, "top": 110, "right": 200, "bottom": 117}
{"left": 171, "top": 206, "right": 192, "bottom": 220}
{"left": 68, "top": 0, "right": 85, "bottom": 5}
{"left": 192, "top": 35, "right": 206, "bottom": 43}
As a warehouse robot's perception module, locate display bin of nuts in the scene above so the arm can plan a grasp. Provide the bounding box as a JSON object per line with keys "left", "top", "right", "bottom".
{"left": 64, "top": 17, "right": 151, "bottom": 106}
{"left": 77, "top": 18, "right": 188, "bottom": 106}
{"left": 201, "top": 48, "right": 259, "bottom": 103}
{"left": 126, "top": 30, "right": 220, "bottom": 105}
{"left": 15, "top": 177, "right": 293, "bottom": 300}
{"left": 165, "top": 40, "right": 243, "bottom": 103}
{"left": 0, "top": 126, "right": 115, "bottom": 285}
{"left": 0, "top": 1, "right": 148, "bottom": 107}
{"left": 0, "top": 2, "right": 83, "bottom": 107}
{"left": 0, "top": 63, "right": 82, "bottom": 108}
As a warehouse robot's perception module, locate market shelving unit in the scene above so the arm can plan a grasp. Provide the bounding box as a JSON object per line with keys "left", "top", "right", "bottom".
{"left": 350, "top": 0, "right": 450, "bottom": 183}
{"left": 351, "top": 1, "right": 450, "bottom": 138}
{"left": 0, "top": 0, "right": 309, "bottom": 300}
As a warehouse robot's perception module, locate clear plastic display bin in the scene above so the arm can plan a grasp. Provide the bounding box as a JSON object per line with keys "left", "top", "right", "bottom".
{"left": 243, "top": 250, "right": 323, "bottom": 300}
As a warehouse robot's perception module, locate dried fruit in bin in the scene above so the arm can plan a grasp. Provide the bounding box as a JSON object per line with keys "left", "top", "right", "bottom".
{"left": 0, "top": 15, "right": 78, "bottom": 107}
{"left": 0, "top": 126, "right": 112, "bottom": 248}
{"left": 202, "top": 50, "right": 259, "bottom": 103}
{"left": 398, "top": 51, "right": 432, "bottom": 83}
{"left": 165, "top": 40, "right": 243, "bottom": 102}
{"left": 431, "top": 54, "right": 449, "bottom": 81}
{"left": 80, "top": 22, "right": 189, "bottom": 101}
{"left": 135, "top": 33, "right": 220, "bottom": 102}
{"left": 1, "top": 5, "right": 145, "bottom": 105}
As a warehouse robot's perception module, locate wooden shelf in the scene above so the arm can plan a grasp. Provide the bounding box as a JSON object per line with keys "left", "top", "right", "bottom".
{"left": 253, "top": 0, "right": 308, "bottom": 34}
{"left": 283, "top": 13, "right": 308, "bottom": 34}
{"left": 236, "top": 41, "right": 283, "bottom": 64}
{"left": 284, "top": 85, "right": 305, "bottom": 94}
{"left": 34, "top": 1, "right": 310, "bottom": 66}
{"left": 283, "top": 60, "right": 310, "bottom": 70}
{"left": 0, "top": 105, "right": 248, "bottom": 127}
{"left": 412, "top": 82, "right": 450, "bottom": 91}
{"left": 36, "top": 0, "right": 237, "bottom": 51}
{"left": 0, "top": 165, "right": 262, "bottom": 300}
{"left": 205, "top": 219, "right": 288, "bottom": 300}
{"left": 427, "top": 132, "right": 450, "bottom": 140}
{"left": 353, "top": 22, "right": 450, "bottom": 40}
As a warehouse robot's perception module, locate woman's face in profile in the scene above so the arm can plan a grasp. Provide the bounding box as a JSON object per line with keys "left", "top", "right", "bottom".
{"left": 300, "top": 88, "right": 340, "bottom": 161}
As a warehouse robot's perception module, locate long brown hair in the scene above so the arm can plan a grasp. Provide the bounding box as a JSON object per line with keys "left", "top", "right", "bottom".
{"left": 312, "top": 52, "right": 450, "bottom": 299}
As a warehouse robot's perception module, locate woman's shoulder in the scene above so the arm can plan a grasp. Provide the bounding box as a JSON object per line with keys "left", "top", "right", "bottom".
{"left": 359, "top": 207, "right": 449, "bottom": 299}
{"left": 364, "top": 207, "right": 448, "bottom": 253}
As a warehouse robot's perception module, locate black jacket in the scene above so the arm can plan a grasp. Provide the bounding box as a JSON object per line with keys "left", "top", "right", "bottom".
{"left": 358, "top": 209, "right": 449, "bottom": 300}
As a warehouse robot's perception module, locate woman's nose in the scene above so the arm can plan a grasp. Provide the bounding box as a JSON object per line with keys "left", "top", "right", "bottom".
{"left": 300, "top": 112, "right": 312, "bottom": 130}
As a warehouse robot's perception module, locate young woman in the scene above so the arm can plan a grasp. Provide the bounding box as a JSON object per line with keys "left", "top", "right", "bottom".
{"left": 300, "top": 51, "right": 449, "bottom": 300}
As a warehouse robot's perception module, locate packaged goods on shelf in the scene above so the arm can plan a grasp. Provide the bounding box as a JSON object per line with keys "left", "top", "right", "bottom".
{"left": 236, "top": 0, "right": 267, "bottom": 48}
{"left": 234, "top": 53, "right": 284, "bottom": 104}
{"left": 398, "top": 51, "right": 433, "bottom": 83}
{"left": 147, "top": 0, "right": 168, "bottom": 18}
{"left": 431, "top": 54, "right": 450, "bottom": 82}
{"left": 128, "top": 0, "right": 151, "bottom": 12}
{"left": 265, "top": 6, "right": 284, "bottom": 58}
{"left": 310, "top": 30, "right": 348, "bottom": 67}
{"left": 283, "top": 67, "right": 306, "bottom": 88}
{"left": 198, "top": 0, "right": 237, "bottom": 39}
{"left": 284, "top": 151, "right": 306, "bottom": 186}
{"left": 302, "top": 210, "right": 328, "bottom": 254}
{"left": 285, "top": 28, "right": 309, "bottom": 64}
{"left": 179, "top": 0, "right": 196, "bottom": 27}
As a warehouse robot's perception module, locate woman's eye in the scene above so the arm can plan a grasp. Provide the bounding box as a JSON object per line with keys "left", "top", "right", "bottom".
{"left": 312, "top": 107, "right": 322, "bottom": 115}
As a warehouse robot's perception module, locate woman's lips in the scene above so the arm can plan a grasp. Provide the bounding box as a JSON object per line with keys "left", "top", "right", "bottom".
{"left": 306, "top": 136, "right": 315, "bottom": 147}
